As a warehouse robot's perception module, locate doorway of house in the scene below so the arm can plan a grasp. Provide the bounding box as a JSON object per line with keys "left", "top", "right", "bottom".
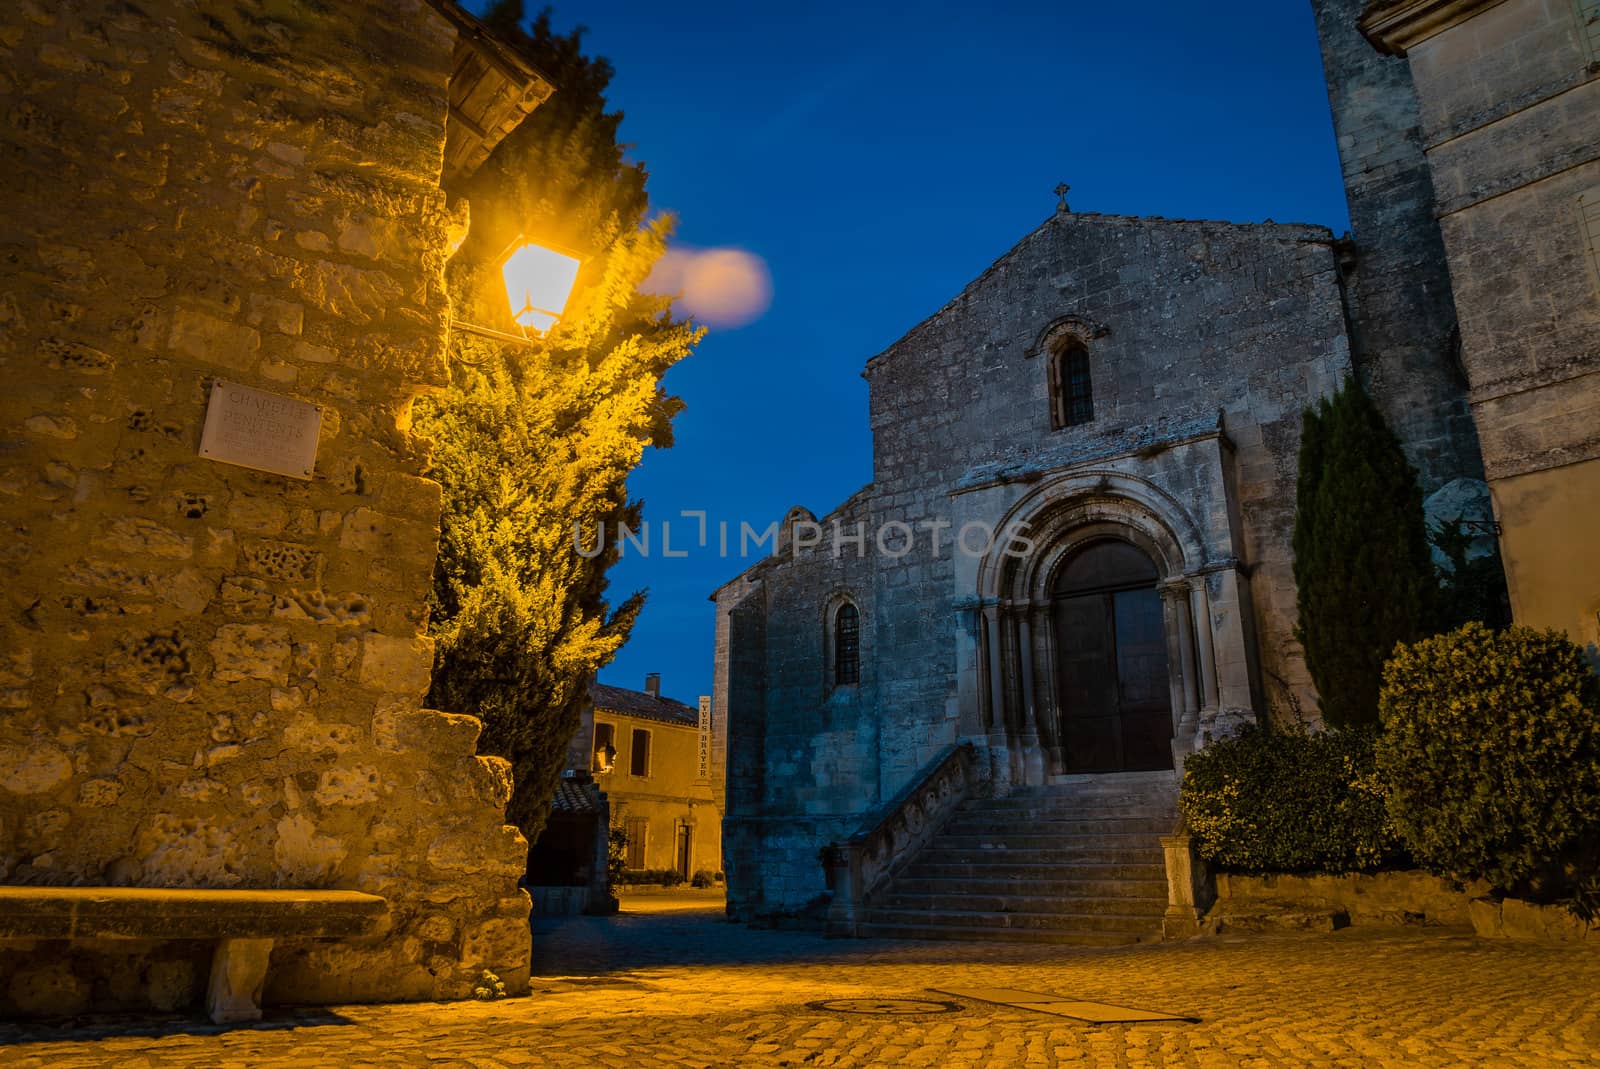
{"left": 674, "top": 823, "right": 692, "bottom": 880}
{"left": 1052, "top": 539, "right": 1174, "bottom": 773}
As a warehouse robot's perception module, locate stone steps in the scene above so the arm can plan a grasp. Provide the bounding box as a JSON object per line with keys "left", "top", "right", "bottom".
{"left": 890, "top": 875, "right": 1168, "bottom": 898}
{"left": 856, "top": 922, "right": 1139, "bottom": 946}
{"left": 879, "top": 892, "right": 1167, "bottom": 916}
{"left": 941, "top": 816, "right": 1175, "bottom": 837}
{"left": 906, "top": 860, "right": 1167, "bottom": 882}
{"left": 859, "top": 776, "right": 1177, "bottom": 945}
{"left": 932, "top": 831, "right": 1165, "bottom": 850}
{"left": 912, "top": 846, "right": 1161, "bottom": 866}
{"left": 864, "top": 907, "right": 1164, "bottom": 934}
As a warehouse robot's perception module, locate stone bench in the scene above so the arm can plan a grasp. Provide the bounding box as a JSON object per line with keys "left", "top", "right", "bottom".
{"left": 0, "top": 886, "right": 388, "bottom": 1024}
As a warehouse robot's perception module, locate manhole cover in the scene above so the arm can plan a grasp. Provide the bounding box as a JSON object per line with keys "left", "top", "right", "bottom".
{"left": 808, "top": 998, "right": 961, "bottom": 1015}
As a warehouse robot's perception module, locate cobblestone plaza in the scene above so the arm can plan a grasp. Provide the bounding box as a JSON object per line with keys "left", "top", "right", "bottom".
{"left": 3, "top": 895, "right": 1596, "bottom": 1068}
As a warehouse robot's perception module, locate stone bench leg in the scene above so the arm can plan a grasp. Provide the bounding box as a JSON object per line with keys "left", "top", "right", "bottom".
{"left": 207, "top": 937, "right": 274, "bottom": 1024}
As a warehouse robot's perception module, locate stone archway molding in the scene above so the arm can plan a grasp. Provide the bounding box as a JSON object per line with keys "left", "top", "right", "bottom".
{"left": 969, "top": 469, "right": 1237, "bottom": 785}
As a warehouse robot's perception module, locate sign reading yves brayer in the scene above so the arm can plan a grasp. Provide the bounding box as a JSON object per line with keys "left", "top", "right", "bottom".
{"left": 199, "top": 380, "right": 322, "bottom": 481}
{"left": 697, "top": 696, "right": 712, "bottom": 780}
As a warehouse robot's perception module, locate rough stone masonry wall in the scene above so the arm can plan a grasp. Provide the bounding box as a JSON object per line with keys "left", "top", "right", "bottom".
{"left": 1395, "top": 0, "right": 1600, "bottom": 639}
{"left": 1310, "top": 0, "right": 1486, "bottom": 496}
{"left": 0, "top": 0, "right": 529, "bottom": 1014}
{"left": 864, "top": 214, "right": 1351, "bottom": 744}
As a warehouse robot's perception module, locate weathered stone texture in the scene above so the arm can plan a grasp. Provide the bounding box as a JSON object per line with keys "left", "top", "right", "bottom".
{"left": 1381, "top": 0, "right": 1600, "bottom": 636}
{"left": 1310, "top": 0, "right": 1486, "bottom": 494}
{"left": 0, "top": 0, "right": 529, "bottom": 1014}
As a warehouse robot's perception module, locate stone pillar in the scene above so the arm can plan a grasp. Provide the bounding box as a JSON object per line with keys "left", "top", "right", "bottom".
{"left": 1017, "top": 613, "right": 1044, "bottom": 786}
{"left": 1031, "top": 604, "right": 1060, "bottom": 773}
{"left": 1159, "top": 834, "right": 1215, "bottom": 940}
{"left": 1189, "top": 578, "right": 1221, "bottom": 720}
{"left": 1173, "top": 591, "right": 1200, "bottom": 735}
{"left": 207, "top": 938, "right": 274, "bottom": 1024}
{"left": 984, "top": 604, "right": 1005, "bottom": 733}
{"left": 1161, "top": 582, "right": 1200, "bottom": 768}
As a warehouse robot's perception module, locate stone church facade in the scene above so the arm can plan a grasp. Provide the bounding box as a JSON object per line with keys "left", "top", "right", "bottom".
{"left": 713, "top": 0, "right": 1595, "bottom": 923}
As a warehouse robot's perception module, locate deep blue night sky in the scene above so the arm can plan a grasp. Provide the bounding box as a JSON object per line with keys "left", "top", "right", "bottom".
{"left": 472, "top": 2, "right": 1354, "bottom": 706}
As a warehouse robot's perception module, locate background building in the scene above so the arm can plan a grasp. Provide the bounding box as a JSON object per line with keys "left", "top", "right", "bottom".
{"left": 590, "top": 676, "right": 721, "bottom": 879}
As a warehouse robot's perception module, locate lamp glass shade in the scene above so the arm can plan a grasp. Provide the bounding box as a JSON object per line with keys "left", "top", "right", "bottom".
{"left": 501, "top": 241, "right": 580, "bottom": 332}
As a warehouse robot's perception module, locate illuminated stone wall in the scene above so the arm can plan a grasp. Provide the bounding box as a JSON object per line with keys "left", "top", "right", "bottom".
{"left": 0, "top": 0, "right": 530, "bottom": 1013}
{"left": 1366, "top": 0, "right": 1600, "bottom": 645}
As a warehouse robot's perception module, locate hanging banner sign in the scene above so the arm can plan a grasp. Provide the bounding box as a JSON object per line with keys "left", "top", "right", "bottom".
{"left": 697, "top": 696, "right": 712, "bottom": 780}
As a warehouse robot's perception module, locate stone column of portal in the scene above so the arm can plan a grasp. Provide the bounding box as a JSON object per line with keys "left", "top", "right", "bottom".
{"left": 982, "top": 604, "right": 1011, "bottom": 791}
{"left": 1189, "top": 577, "right": 1221, "bottom": 732}
{"left": 1159, "top": 584, "right": 1187, "bottom": 733}
{"left": 1165, "top": 581, "right": 1202, "bottom": 746}
{"left": 1031, "top": 603, "right": 1060, "bottom": 775}
{"left": 984, "top": 602, "right": 1005, "bottom": 717}
{"left": 1017, "top": 612, "right": 1044, "bottom": 786}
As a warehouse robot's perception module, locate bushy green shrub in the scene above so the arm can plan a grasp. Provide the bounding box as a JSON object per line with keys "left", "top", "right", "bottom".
{"left": 1180, "top": 724, "right": 1404, "bottom": 873}
{"left": 1377, "top": 622, "right": 1600, "bottom": 904}
{"left": 690, "top": 869, "right": 719, "bottom": 889}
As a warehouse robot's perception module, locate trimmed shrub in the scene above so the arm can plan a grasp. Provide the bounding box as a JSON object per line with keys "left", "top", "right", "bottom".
{"left": 690, "top": 869, "right": 719, "bottom": 889}
{"left": 1180, "top": 724, "right": 1403, "bottom": 873}
{"left": 1377, "top": 623, "right": 1600, "bottom": 903}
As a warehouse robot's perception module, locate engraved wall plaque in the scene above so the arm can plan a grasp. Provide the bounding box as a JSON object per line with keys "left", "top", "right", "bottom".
{"left": 199, "top": 380, "right": 322, "bottom": 480}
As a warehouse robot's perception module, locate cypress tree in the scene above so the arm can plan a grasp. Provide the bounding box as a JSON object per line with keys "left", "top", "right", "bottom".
{"left": 415, "top": 2, "right": 702, "bottom": 841}
{"left": 1292, "top": 377, "right": 1435, "bottom": 729}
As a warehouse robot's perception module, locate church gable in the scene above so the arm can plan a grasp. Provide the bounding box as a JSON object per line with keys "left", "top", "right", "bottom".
{"left": 865, "top": 212, "right": 1348, "bottom": 496}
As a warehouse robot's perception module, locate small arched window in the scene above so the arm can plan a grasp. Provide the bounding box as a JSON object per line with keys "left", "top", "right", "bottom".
{"left": 1049, "top": 339, "right": 1094, "bottom": 429}
{"left": 833, "top": 603, "right": 860, "bottom": 687}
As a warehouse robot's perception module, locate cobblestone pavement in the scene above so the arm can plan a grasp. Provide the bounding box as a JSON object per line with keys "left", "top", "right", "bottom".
{"left": 3, "top": 893, "right": 1597, "bottom": 1068}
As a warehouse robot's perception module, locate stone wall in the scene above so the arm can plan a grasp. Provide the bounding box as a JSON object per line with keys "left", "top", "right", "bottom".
{"left": 1365, "top": 0, "right": 1600, "bottom": 641}
{"left": 1309, "top": 0, "right": 1486, "bottom": 497}
{"left": 0, "top": 0, "right": 531, "bottom": 1013}
{"left": 862, "top": 212, "right": 1350, "bottom": 749}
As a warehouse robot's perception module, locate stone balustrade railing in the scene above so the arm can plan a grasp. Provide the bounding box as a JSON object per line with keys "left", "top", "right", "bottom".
{"left": 821, "top": 742, "right": 978, "bottom": 937}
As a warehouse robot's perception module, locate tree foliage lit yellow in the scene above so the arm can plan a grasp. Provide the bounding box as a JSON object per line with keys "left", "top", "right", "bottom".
{"left": 415, "top": 1, "right": 702, "bottom": 839}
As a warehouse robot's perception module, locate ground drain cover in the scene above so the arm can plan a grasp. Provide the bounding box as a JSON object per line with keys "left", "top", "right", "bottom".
{"left": 808, "top": 998, "right": 962, "bottom": 1016}
{"left": 934, "top": 987, "right": 1198, "bottom": 1024}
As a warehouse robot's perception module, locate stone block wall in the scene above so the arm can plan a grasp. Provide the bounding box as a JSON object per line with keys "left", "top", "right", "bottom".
{"left": 1370, "top": 0, "right": 1600, "bottom": 638}
{"left": 1310, "top": 0, "right": 1486, "bottom": 495}
{"left": 865, "top": 213, "right": 1350, "bottom": 737}
{"left": 0, "top": 0, "right": 530, "bottom": 1013}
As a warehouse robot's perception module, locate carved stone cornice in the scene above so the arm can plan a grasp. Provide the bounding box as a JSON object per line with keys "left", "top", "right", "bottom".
{"left": 1359, "top": 0, "right": 1511, "bottom": 57}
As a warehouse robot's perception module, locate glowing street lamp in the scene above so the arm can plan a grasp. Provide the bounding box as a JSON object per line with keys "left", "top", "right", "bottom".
{"left": 451, "top": 237, "right": 581, "bottom": 349}
{"left": 501, "top": 238, "right": 580, "bottom": 334}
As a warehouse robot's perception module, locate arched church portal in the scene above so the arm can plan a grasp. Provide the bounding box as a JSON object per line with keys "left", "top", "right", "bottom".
{"left": 1050, "top": 539, "right": 1173, "bottom": 772}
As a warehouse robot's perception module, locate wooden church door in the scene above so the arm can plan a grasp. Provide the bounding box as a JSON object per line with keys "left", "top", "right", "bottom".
{"left": 1052, "top": 540, "right": 1174, "bottom": 773}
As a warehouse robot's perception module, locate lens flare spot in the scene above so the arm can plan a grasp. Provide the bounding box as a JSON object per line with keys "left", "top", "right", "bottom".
{"left": 645, "top": 246, "right": 773, "bottom": 329}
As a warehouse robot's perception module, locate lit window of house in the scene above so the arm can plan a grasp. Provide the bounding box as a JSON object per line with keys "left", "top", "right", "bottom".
{"left": 592, "top": 721, "right": 616, "bottom": 773}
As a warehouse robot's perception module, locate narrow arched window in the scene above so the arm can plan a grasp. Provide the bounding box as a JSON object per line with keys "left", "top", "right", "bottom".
{"left": 833, "top": 603, "right": 860, "bottom": 686}
{"left": 1050, "top": 340, "right": 1094, "bottom": 428}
